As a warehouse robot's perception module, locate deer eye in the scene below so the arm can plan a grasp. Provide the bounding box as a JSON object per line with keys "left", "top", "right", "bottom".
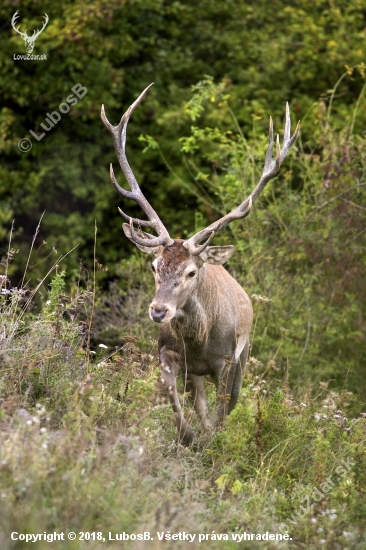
{"left": 188, "top": 271, "right": 197, "bottom": 278}
{"left": 151, "top": 263, "right": 156, "bottom": 272}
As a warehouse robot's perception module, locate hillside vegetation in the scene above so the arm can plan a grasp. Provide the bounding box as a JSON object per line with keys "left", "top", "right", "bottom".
{"left": 0, "top": 261, "right": 365, "bottom": 549}
{"left": 1, "top": 1, "right": 366, "bottom": 548}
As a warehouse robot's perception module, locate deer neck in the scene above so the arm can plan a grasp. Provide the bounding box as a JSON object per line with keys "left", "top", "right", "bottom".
{"left": 170, "top": 265, "right": 216, "bottom": 344}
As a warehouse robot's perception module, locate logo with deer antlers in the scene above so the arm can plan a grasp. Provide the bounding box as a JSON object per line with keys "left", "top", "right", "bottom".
{"left": 11, "top": 11, "right": 49, "bottom": 54}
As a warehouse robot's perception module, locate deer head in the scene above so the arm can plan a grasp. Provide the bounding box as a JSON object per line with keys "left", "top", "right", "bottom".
{"left": 101, "top": 84, "right": 299, "bottom": 324}
{"left": 11, "top": 11, "right": 49, "bottom": 54}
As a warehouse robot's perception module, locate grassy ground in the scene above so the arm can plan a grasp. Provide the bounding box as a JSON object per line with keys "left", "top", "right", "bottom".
{"left": 0, "top": 268, "right": 365, "bottom": 550}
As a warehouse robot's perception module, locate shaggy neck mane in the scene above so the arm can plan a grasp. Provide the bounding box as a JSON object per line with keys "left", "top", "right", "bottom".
{"left": 171, "top": 265, "right": 219, "bottom": 345}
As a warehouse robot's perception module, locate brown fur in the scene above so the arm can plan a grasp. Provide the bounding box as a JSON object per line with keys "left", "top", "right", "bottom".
{"left": 149, "top": 240, "right": 253, "bottom": 446}
{"left": 104, "top": 86, "right": 299, "bottom": 447}
{"left": 160, "top": 240, "right": 190, "bottom": 272}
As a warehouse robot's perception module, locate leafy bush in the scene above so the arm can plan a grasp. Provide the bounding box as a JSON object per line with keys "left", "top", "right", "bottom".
{"left": 1, "top": 242, "right": 365, "bottom": 548}
{"left": 2, "top": 0, "right": 366, "bottom": 282}
{"left": 143, "top": 74, "right": 366, "bottom": 397}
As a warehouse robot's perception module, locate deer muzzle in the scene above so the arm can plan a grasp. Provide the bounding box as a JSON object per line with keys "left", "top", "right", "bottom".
{"left": 149, "top": 302, "right": 176, "bottom": 323}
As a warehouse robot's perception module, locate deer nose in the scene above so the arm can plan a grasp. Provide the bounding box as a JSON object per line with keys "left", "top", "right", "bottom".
{"left": 150, "top": 306, "right": 167, "bottom": 323}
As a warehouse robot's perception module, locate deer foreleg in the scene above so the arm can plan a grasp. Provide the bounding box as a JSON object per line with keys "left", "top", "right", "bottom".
{"left": 228, "top": 362, "right": 242, "bottom": 414}
{"left": 159, "top": 347, "right": 195, "bottom": 446}
{"left": 229, "top": 341, "right": 249, "bottom": 413}
{"left": 215, "top": 355, "right": 237, "bottom": 427}
{"left": 184, "top": 373, "right": 212, "bottom": 431}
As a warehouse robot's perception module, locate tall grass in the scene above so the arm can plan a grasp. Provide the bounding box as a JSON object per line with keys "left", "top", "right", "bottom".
{"left": 1, "top": 78, "right": 366, "bottom": 549}
{"left": 0, "top": 251, "right": 365, "bottom": 549}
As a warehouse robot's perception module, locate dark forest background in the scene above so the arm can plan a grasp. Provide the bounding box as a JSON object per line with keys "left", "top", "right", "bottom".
{"left": 1, "top": 3, "right": 366, "bottom": 547}
{"left": 1, "top": 0, "right": 366, "bottom": 395}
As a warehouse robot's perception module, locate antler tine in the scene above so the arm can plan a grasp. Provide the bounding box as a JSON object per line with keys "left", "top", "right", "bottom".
{"left": 101, "top": 84, "right": 174, "bottom": 248}
{"left": 127, "top": 219, "right": 165, "bottom": 247}
{"left": 36, "top": 13, "right": 49, "bottom": 35}
{"left": 184, "top": 104, "right": 299, "bottom": 255}
{"left": 264, "top": 116, "right": 274, "bottom": 170}
{"left": 117, "top": 207, "right": 155, "bottom": 228}
{"left": 11, "top": 11, "right": 26, "bottom": 37}
{"left": 284, "top": 102, "right": 291, "bottom": 143}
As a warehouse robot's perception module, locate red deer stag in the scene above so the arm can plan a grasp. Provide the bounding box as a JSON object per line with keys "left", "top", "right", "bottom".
{"left": 101, "top": 84, "right": 299, "bottom": 446}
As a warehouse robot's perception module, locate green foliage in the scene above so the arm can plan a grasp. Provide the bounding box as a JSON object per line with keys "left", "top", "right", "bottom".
{"left": 0, "top": 280, "right": 365, "bottom": 549}
{"left": 45, "top": 269, "right": 66, "bottom": 313}
{"left": 164, "top": 75, "right": 366, "bottom": 398}
{"left": 209, "top": 383, "right": 365, "bottom": 547}
{"left": 1, "top": 0, "right": 366, "bottom": 281}
{"left": 1, "top": 2, "right": 366, "bottom": 546}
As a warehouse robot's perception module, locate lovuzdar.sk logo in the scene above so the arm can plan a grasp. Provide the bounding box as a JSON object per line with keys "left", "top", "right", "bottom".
{"left": 11, "top": 10, "right": 49, "bottom": 61}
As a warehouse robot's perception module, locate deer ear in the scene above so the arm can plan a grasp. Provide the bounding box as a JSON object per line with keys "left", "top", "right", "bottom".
{"left": 199, "top": 245, "right": 235, "bottom": 265}
{"left": 122, "top": 223, "right": 161, "bottom": 255}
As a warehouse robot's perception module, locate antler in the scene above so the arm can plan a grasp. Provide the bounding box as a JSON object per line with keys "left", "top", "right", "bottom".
{"left": 11, "top": 11, "right": 49, "bottom": 40}
{"left": 33, "top": 13, "right": 49, "bottom": 39}
{"left": 184, "top": 103, "right": 300, "bottom": 255}
{"left": 101, "top": 84, "right": 174, "bottom": 248}
{"left": 11, "top": 11, "right": 27, "bottom": 38}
